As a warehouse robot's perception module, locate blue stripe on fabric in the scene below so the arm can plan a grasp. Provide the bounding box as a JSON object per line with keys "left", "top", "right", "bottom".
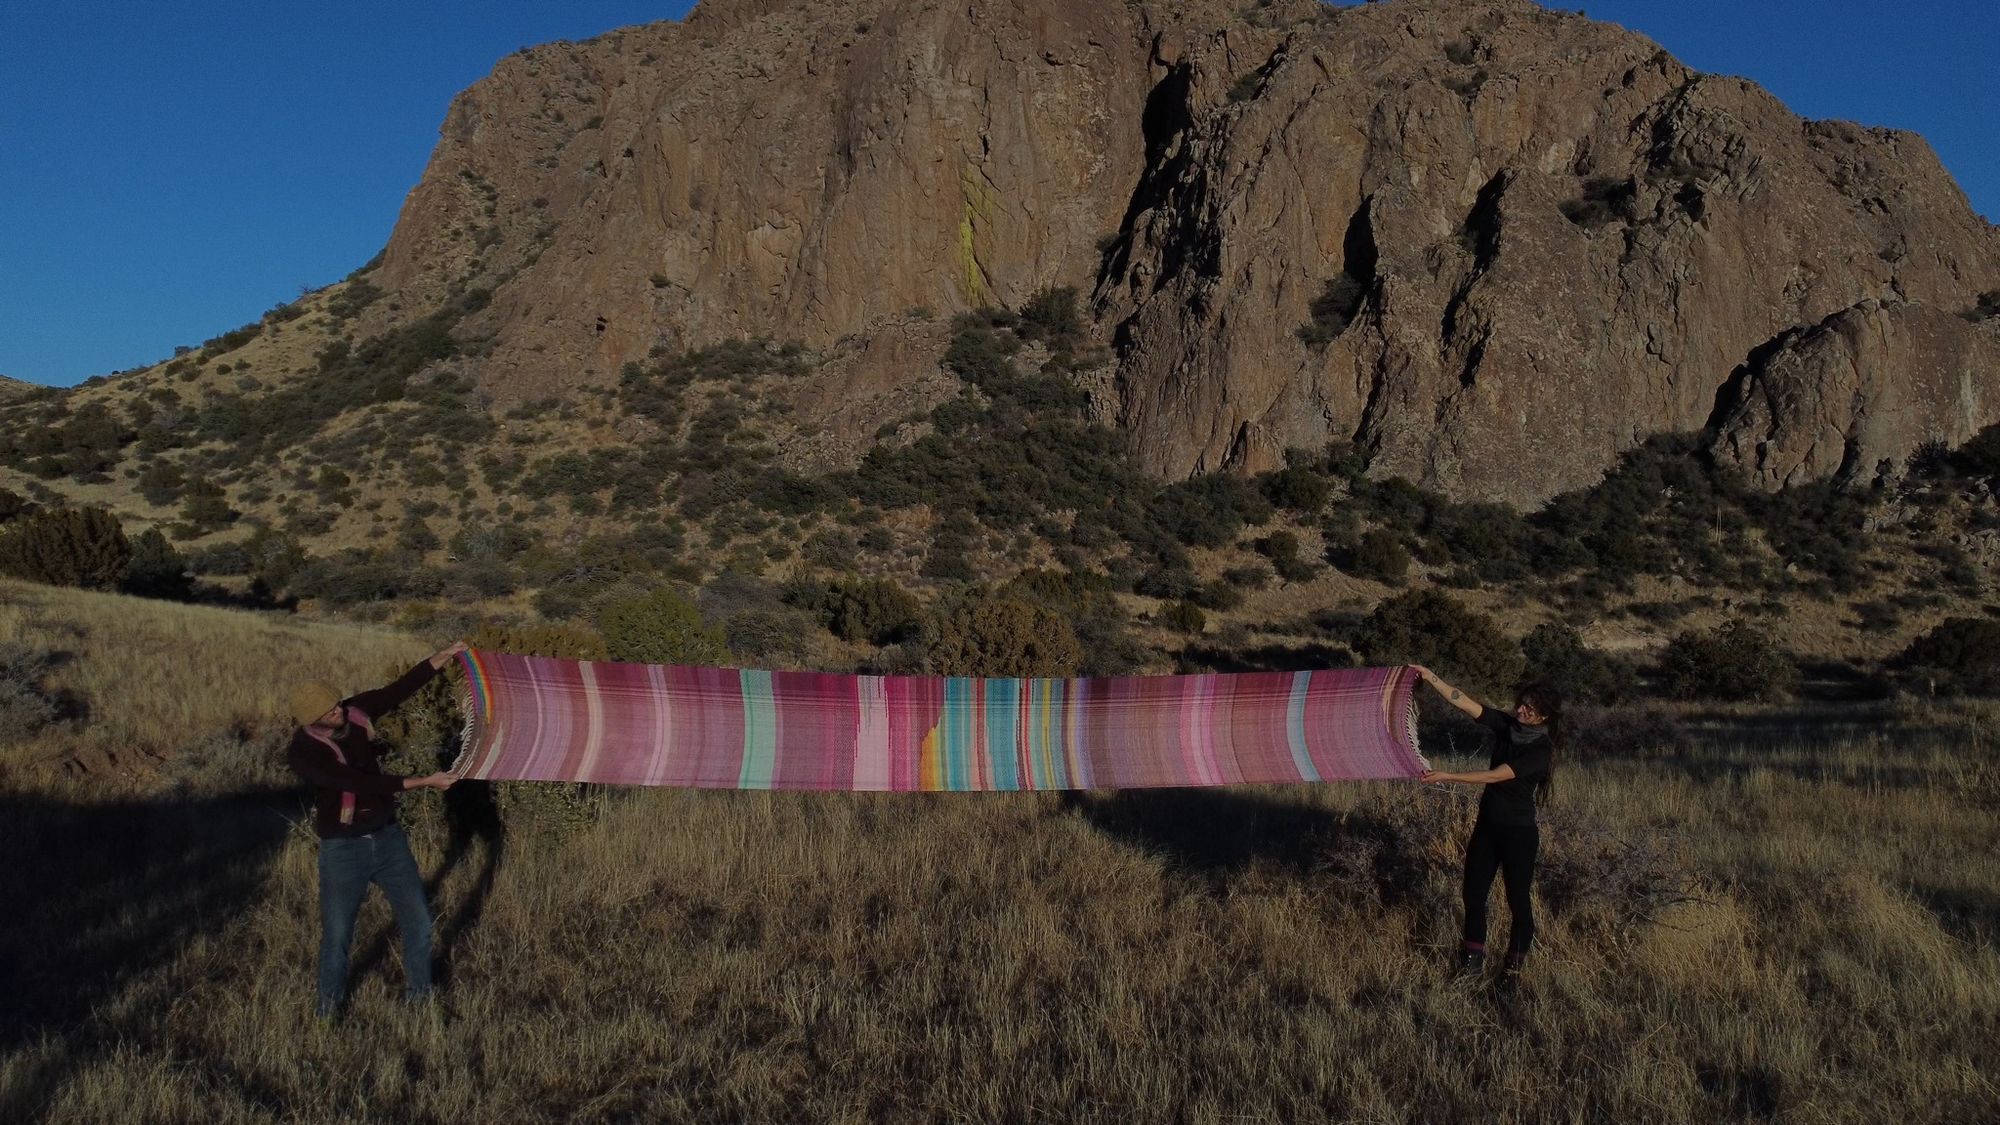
{"left": 942, "top": 677, "right": 966, "bottom": 791}
{"left": 1287, "top": 670, "right": 1321, "bottom": 783}
{"left": 986, "top": 677, "right": 1020, "bottom": 791}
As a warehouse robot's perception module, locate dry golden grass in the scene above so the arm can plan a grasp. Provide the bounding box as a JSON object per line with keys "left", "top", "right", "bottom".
{"left": 1, "top": 588, "right": 1997, "bottom": 1122}
{"left": 0, "top": 578, "right": 425, "bottom": 773}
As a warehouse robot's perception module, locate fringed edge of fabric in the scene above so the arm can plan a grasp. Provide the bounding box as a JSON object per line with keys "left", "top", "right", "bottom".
{"left": 449, "top": 650, "right": 480, "bottom": 777}
{"left": 1397, "top": 666, "right": 1430, "bottom": 773}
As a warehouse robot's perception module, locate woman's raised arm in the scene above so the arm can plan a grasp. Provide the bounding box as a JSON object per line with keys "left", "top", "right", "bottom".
{"left": 1409, "top": 664, "right": 1486, "bottom": 720}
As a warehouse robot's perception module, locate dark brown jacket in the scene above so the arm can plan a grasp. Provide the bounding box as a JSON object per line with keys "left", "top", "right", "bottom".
{"left": 286, "top": 659, "right": 442, "bottom": 838}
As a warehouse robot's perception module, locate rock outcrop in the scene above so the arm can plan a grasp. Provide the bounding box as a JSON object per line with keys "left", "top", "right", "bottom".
{"left": 364, "top": 0, "right": 2000, "bottom": 505}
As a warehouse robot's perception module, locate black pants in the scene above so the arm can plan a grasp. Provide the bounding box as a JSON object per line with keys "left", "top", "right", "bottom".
{"left": 1461, "top": 819, "right": 1538, "bottom": 956}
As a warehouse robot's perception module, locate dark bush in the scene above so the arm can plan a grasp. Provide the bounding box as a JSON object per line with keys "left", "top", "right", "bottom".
{"left": 1016, "top": 286, "right": 1083, "bottom": 346}
{"left": 1895, "top": 616, "right": 2000, "bottom": 697}
{"left": 292, "top": 549, "right": 441, "bottom": 606}
{"left": 1347, "top": 528, "right": 1411, "bottom": 585}
{"left": 1297, "top": 275, "right": 1368, "bottom": 348}
{"left": 1188, "top": 578, "right": 1240, "bottom": 612}
{"left": 1350, "top": 588, "right": 1523, "bottom": 698}
{"left": 1559, "top": 177, "right": 1637, "bottom": 230}
{"left": 1518, "top": 622, "right": 1635, "bottom": 705}
{"left": 137, "top": 460, "right": 187, "bottom": 507}
{"left": 719, "top": 607, "right": 820, "bottom": 667}
{"left": 177, "top": 477, "right": 237, "bottom": 533}
{"left": 1151, "top": 474, "right": 1274, "bottom": 549}
{"left": 1257, "top": 463, "right": 1334, "bottom": 514}
{"left": 1658, "top": 620, "right": 1798, "bottom": 701}
{"left": 1162, "top": 600, "right": 1208, "bottom": 635}
{"left": 122, "top": 528, "right": 192, "bottom": 600}
{"left": 0, "top": 506, "right": 132, "bottom": 589}
{"left": 1951, "top": 423, "right": 2000, "bottom": 480}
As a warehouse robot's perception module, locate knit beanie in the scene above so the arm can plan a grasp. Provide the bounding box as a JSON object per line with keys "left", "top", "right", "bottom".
{"left": 289, "top": 683, "right": 342, "bottom": 727}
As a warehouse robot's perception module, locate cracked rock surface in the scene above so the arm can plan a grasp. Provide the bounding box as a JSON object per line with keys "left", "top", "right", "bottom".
{"left": 368, "top": 0, "right": 2000, "bottom": 504}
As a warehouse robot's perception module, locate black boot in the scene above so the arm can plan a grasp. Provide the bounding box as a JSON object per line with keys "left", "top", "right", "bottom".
{"left": 1455, "top": 949, "right": 1486, "bottom": 977}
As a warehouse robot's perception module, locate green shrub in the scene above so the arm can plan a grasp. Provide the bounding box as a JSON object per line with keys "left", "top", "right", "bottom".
{"left": 1297, "top": 275, "right": 1368, "bottom": 347}
{"left": 1257, "top": 463, "right": 1334, "bottom": 513}
{"left": 924, "top": 594, "right": 1083, "bottom": 677}
{"left": 122, "top": 528, "right": 192, "bottom": 600}
{"left": 787, "top": 577, "right": 926, "bottom": 646}
{"left": 292, "top": 549, "right": 442, "bottom": 606}
{"left": 1350, "top": 588, "right": 1522, "bottom": 698}
{"left": 1895, "top": 616, "right": 2000, "bottom": 696}
{"left": 470, "top": 620, "right": 608, "bottom": 661}
{"left": 1347, "top": 528, "right": 1410, "bottom": 585}
{"left": 0, "top": 486, "right": 29, "bottom": 524}
{"left": 1151, "top": 474, "right": 1274, "bottom": 549}
{"left": 177, "top": 477, "right": 237, "bottom": 533}
{"left": 0, "top": 506, "right": 132, "bottom": 589}
{"left": 1658, "top": 620, "right": 1798, "bottom": 701}
{"left": 242, "top": 526, "right": 309, "bottom": 594}
{"left": 1191, "top": 579, "right": 1243, "bottom": 612}
{"left": 1016, "top": 286, "right": 1084, "bottom": 347}
{"left": 598, "top": 588, "right": 732, "bottom": 666}
{"left": 137, "top": 461, "right": 187, "bottom": 507}
{"left": 1518, "top": 622, "right": 1635, "bottom": 705}
{"left": 1162, "top": 600, "right": 1208, "bottom": 635}
{"left": 1559, "top": 176, "right": 1637, "bottom": 229}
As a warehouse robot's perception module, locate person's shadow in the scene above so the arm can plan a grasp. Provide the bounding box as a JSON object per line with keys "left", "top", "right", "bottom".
{"left": 0, "top": 785, "right": 294, "bottom": 1119}
{"left": 1062, "top": 786, "right": 1432, "bottom": 907}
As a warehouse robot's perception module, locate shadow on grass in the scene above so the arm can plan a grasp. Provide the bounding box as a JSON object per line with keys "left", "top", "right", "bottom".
{"left": 1064, "top": 787, "right": 1444, "bottom": 907}
{"left": 0, "top": 785, "right": 296, "bottom": 1119}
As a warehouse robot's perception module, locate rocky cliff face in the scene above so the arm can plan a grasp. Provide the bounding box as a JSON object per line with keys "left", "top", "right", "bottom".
{"left": 368, "top": 0, "right": 2000, "bottom": 505}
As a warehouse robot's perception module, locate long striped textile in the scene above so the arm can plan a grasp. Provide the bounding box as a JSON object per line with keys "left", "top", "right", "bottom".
{"left": 451, "top": 650, "right": 1426, "bottom": 790}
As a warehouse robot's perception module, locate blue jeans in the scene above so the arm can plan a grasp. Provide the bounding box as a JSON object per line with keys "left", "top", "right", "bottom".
{"left": 316, "top": 823, "right": 433, "bottom": 1015}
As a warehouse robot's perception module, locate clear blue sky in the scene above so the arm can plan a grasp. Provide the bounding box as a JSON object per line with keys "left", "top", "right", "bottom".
{"left": 2, "top": 0, "right": 1993, "bottom": 387}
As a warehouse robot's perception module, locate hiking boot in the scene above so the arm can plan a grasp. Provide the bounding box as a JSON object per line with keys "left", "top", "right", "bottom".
{"left": 1455, "top": 950, "right": 1486, "bottom": 977}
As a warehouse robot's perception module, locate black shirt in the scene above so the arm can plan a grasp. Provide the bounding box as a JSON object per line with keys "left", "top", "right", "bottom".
{"left": 1474, "top": 708, "right": 1552, "bottom": 827}
{"left": 286, "top": 659, "right": 442, "bottom": 838}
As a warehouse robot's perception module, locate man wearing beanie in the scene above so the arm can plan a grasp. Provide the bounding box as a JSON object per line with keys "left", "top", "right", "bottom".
{"left": 287, "top": 641, "right": 468, "bottom": 1019}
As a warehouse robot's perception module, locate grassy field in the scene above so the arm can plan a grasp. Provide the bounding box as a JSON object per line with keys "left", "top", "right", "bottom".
{"left": 2, "top": 583, "right": 1997, "bottom": 1122}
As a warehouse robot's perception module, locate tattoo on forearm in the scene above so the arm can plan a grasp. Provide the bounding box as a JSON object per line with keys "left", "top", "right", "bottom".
{"left": 1449, "top": 690, "right": 1461, "bottom": 701}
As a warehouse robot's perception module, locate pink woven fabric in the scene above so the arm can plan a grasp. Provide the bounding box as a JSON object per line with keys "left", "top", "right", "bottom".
{"left": 454, "top": 651, "right": 1426, "bottom": 791}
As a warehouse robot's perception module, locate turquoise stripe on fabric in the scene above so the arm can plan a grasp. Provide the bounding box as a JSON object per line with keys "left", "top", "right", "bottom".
{"left": 1287, "top": 670, "right": 1321, "bottom": 783}
{"left": 986, "top": 677, "right": 1020, "bottom": 791}
{"left": 451, "top": 651, "right": 1429, "bottom": 791}
{"left": 738, "top": 669, "right": 777, "bottom": 789}
{"left": 942, "top": 677, "right": 966, "bottom": 791}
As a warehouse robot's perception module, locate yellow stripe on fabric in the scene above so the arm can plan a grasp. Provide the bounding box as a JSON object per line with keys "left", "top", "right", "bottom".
{"left": 920, "top": 725, "right": 943, "bottom": 790}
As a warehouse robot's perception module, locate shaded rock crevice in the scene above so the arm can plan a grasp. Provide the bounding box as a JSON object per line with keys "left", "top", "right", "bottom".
{"left": 345, "top": 0, "right": 2000, "bottom": 504}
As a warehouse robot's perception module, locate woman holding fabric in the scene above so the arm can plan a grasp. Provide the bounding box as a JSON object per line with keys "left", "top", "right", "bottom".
{"left": 1410, "top": 665, "right": 1562, "bottom": 979}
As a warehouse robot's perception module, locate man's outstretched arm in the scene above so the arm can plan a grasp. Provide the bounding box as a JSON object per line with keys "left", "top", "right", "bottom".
{"left": 347, "top": 642, "right": 469, "bottom": 718}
